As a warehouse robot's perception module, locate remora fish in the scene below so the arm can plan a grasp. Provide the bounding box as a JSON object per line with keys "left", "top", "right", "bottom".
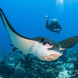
{"left": 0, "top": 8, "right": 78, "bottom": 61}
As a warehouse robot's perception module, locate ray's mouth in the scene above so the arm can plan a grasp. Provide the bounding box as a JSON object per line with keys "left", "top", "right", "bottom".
{"left": 43, "top": 53, "right": 62, "bottom": 61}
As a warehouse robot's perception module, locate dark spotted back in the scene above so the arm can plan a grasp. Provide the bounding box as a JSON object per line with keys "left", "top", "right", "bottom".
{"left": 32, "top": 37, "right": 59, "bottom": 49}
{"left": 58, "top": 36, "right": 78, "bottom": 49}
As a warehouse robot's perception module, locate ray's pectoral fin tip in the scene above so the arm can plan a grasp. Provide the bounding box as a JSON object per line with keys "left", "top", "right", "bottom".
{"left": 58, "top": 36, "right": 78, "bottom": 50}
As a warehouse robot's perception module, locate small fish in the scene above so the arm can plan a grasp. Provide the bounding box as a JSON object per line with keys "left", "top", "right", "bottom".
{"left": 9, "top": 44, "right": 18, "bottom": 51}
{"left": 0, "top": 8, "right": 77, "bottom": 61}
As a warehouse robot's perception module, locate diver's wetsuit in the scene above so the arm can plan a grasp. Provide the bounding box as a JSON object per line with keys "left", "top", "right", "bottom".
{"left": 46, "top": 20, "right": 62, "bottom": 33}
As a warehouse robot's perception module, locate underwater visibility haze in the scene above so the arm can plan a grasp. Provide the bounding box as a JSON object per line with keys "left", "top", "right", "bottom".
{"left": 0, "top": 0, "right": 78, "bottom": 78}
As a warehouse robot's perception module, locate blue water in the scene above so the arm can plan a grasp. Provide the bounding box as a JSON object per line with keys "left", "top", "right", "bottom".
{"left": 0, "top": 0, "right": 78, "bottom": 77}
{"left": 0, "top": 0, "right": 78, "bottom": 52}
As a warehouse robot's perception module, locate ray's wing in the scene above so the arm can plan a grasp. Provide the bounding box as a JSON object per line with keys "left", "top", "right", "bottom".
{"left": 0, "top": 8, "right": 36, "bottom": 54}
{"left": 58, "top": 36, "right": 78, "bottom": 50}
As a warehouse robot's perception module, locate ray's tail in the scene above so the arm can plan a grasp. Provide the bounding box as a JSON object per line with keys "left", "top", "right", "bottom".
{"left": 0, "top": 8, "right": 14, "bottom": 33}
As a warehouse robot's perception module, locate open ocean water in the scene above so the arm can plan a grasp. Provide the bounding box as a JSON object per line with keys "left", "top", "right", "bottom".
{"left": 0, "top": 0, "right": 78, "bottom": 78}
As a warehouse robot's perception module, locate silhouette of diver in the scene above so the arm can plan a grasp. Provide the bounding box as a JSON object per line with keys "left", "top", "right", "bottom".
{"left": 45, "top": 16, "right": 62, "bottom": 33}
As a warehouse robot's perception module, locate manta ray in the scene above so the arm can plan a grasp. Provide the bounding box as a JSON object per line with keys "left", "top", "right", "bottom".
{"left": 0, "top": 8, "right": 78, "bottom": 61}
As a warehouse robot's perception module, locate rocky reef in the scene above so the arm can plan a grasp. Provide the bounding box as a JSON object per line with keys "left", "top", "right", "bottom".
{"left": 0, "top": 46, "right": 78, "bottom": 78}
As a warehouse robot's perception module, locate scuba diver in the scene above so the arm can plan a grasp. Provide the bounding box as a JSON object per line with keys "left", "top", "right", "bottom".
{"left": 45, "top": 16, "right": 62, "bottom": 33}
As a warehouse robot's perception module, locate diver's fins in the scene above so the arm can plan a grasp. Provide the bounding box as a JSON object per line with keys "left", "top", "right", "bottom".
{"left": 58, "top": 36, "right": 78, "bottom": 50}
{"left": 0, "top": 8, "right": 36, "bottom": 55}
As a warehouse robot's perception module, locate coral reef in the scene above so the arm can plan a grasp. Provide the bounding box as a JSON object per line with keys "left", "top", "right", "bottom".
{"left": 0, "top": 47, "right": 78, "bottom": 78}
